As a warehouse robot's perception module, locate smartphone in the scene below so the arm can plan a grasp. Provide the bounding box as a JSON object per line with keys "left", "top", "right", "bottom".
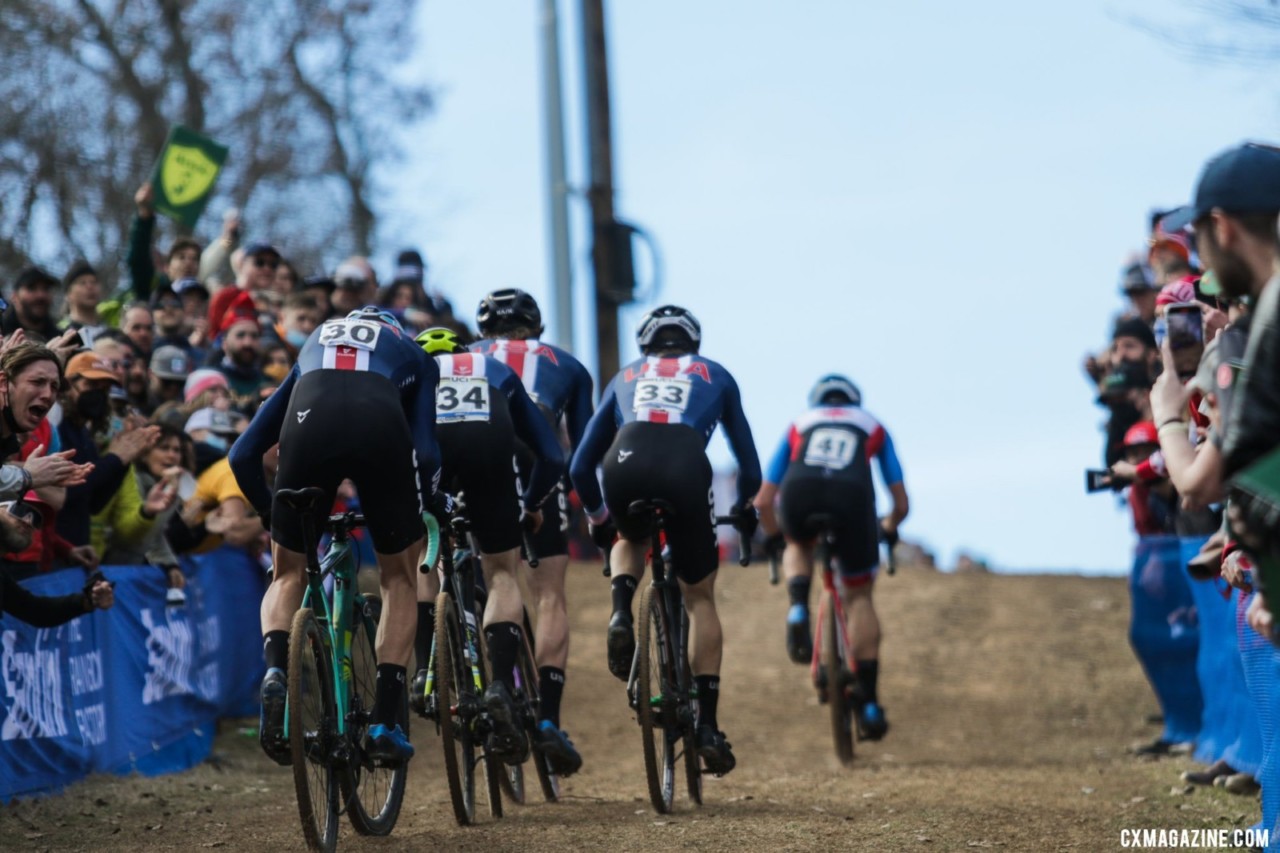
{"left": 1086, "top": 469, "right": 1113, "bottom": 494}
{"left": 1153, "top": 316, "right": 1167, "bottom": 349}
{"left": 1166, "top": 302, "right": 1204, "bottom": 350}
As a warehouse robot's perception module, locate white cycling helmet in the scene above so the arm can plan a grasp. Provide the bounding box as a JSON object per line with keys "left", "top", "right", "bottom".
{"left": 636, "top": 305, "right": 701, "bottom": 354}
{"left": 808, "top": 374, "right": 861, "bottom": 408}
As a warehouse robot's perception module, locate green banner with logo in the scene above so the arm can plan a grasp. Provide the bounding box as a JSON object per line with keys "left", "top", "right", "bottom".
{"left": 150, "top": 125, "right": 229, "bottom": 229}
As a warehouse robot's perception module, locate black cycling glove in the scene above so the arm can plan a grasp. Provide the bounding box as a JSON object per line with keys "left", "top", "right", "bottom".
{"left": 590, "top": 519, "right": 617, "bottom": 552}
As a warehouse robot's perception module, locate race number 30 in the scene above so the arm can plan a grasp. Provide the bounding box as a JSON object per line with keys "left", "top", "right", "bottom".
{"left": 318, "top": 319, "right": 382, "bottom": 351}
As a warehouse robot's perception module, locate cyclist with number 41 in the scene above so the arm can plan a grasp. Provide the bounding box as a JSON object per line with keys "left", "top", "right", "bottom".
{"left": 569, "top": 305, "right": 760, "bottom": 776}
{"left": 469, "top": 289, "right": 595, "bottom": 772}
{"left": 411, "top": 327, "right": 567, "bottom": 769}
{"left": 753, "top": 375, "right": 908, "bottom": 741}
{"left": 230, "top": 306, "right": 450, "bottom": 769}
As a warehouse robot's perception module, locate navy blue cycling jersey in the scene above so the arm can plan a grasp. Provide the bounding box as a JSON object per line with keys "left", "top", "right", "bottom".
{"left": 433, "top": 352, "right": 564, "bottom": 508}
{"left": 569, "top": 353, "right": 761, "bottom": 517}
{"left": 230, "top": 316, "right": 443, "bottom": 516}
{"left": 764, "top": 405, "right": 904, "bottom": 487}
{"left": 469, "top": 338, "right": 594, "bottom": 448}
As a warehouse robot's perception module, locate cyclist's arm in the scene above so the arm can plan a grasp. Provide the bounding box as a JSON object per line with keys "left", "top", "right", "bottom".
{"left": 754, "top": 431, "right": 793, "bottom": 536}
{"left": 720, "top": 375, "right": 762, "bottom": 507}
{"left": 229, "top": 365, "right": 298, "bottom": 516}
{"left": 568, "top": 381, "right": 620, "bottom": 522}
{"left": 564, "top": 362, "right": 596, "bottom": 449}
{"left": 874, "top": 430, "right": 909, "bottom": 526}
{"left": 504, "top": 376, "right": 564, "bottom": 509}
{"left": 409, "top": 355, "right": 443, "bottom": 499}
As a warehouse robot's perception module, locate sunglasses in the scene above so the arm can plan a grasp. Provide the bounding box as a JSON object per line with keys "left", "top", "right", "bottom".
{"left": 157, "top": 298, "right": 183, "bottom": 310}
{"left": 2, "top": 500, "right": 43, "bottom": 528}
{"left": 253, "top": 256, "right": 280, "bottom": 269}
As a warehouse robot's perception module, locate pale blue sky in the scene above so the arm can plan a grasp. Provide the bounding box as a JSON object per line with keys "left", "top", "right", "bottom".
{"left": 382, "top": 1, "right": 1279, "bottom": 573}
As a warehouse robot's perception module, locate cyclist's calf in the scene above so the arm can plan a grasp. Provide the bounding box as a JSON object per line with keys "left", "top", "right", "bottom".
{"left": 681, "top": 573, "right": 722, "bottom": 675}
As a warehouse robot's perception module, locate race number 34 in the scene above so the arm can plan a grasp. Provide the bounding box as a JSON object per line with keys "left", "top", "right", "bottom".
{"left": 804, "top": 428, "right": 858, "bottom": 470}
{"left": 436, "top": 377, "right": 491, "bottom": 423}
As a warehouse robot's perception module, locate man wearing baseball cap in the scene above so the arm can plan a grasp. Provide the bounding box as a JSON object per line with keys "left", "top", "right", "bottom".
{"left": 207, "top": 242, "right": 281, "bottom": 338}
{"left": 149, "top": 345, "right": 193, "bottom": 409}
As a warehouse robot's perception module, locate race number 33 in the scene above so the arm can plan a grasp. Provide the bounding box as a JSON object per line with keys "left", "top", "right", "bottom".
{"left": 318, "top": 319, "right": 382, "bottom": 351}
{"left": 804, "top": 427, "right": 858, "bottom": 470}
{"left": 633, "top": 377, "right": 691, "bottom": 413}
{"left": 436, "top": 377, "right": 491, "bottom": 423}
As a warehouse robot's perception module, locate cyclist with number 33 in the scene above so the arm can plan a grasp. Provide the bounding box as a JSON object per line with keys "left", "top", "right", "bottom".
{"left": 230, "top": 306, "right": 449, "bottom": 769}
{"left": 411, "top": 327, "right": 565, "bottom": 768}
{"left": 753, "top": 375, "right": 909, "bottom": 741}
{"left": 569, "top": 305, "right": 761, "bottom": 776}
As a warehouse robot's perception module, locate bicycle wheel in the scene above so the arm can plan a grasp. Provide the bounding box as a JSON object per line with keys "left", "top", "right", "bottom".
{"left": 636, "top": 584, "right": 677, "bottom": 814}
{"left": 493, "top": 618, "right": 525, "bottom": 806}
{"left": 678, "top": 609, "right": 702, "bottom": 805}
{"left": 520, "top": 609, "right": 560, "bottom": 803}
{"left": 343, "top": 594, "right": 407, "bottom": 835}
{"left": 288, "top": 608, "right": 340, "bottom": 853}
{"left": 820, "top": 593, "right": 855, "bottom": 766}
{"left": 436, "top": 591, "right": 478, "bottom": 825}
{"left": 472, "top": 601, "right": 505, "bottom": 820}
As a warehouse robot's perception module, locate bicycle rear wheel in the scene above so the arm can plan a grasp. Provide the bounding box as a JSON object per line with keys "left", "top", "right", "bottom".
{"left": 343, "top": 594, "right": 407, "bottom": 835}
{"left": 637, "top": 584, "right": 677, "bottom": 814}
{"left": 288, "top": 608, "right": 340, "bottom": 853}
{"left": 820, "top": 593, "right": 855, "bottom": 766}
{"left": 515, "top": 608, "right": 560, "bottom": 803}
{"left": 678, "top": 609, "right": 702, "bottom": 805}
{"left": 436, "top": 591, "right": 478, "bottom": 825}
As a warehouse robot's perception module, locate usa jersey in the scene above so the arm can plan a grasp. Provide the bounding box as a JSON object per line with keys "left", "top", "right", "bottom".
{"left": 470, "top": 338, "right": 594, "bottom": 447}
{"left": 765, "top": 406, "right": 904, "bottom": 488}
{"left": 570, "top": 354, "right": 761, "bottom": 515}
{"left": 230, "top": 317, "right": 442, "bottom": 516}
{"left": 433, "top": 352, "right": 564, "bottom": 507}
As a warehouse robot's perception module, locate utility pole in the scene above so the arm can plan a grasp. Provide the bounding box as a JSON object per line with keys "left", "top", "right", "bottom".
{"left": 581, "top": 0, "right": 621, "bottom": 382}
{"left": 538, "top": 0, "right": 574, "bottom": 351}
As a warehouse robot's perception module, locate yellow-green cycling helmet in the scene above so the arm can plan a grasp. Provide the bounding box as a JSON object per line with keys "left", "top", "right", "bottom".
{"left": 415, "top": 327, "right": 466, "bottom": 355}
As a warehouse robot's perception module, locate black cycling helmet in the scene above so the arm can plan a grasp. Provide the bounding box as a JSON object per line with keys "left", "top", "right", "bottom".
{"left": 636, "top": 305, "right": 701, "bottom": 354}
{"left": 809, "top": 374, "right": 861, "bottom": 408}
{"left": 476, "top": 288, "right": 543, "bottom": 337}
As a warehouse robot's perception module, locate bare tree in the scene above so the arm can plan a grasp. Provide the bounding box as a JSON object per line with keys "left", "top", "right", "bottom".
{"left": 1135, "top": 1, "right": 1280, "bottom": 65}
{"left": 0, "top": 0, "right": 431, "bottom": 288}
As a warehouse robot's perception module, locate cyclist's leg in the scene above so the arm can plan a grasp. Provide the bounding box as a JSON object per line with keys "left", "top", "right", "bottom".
{"left": 524, "top": 555, "right": 568, "bottom": 699}
{"left": 479, "top": 547, "right": 524, "bottom": 686}
{"left": 676, "top": 530, "right": 736, "bottom": 775}
{"left": 834, "top": 500, "right": 887, "bottom": 738}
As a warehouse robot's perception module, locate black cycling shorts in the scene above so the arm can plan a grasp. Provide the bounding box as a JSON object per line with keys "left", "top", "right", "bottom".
{"left": 601, "top": 421, "right": 717, "bottom": 585}
{"left": 778, "top": 473, "right": 879, "bottom": 584}
{"left": 273, "top": 371, "right": 424, "bottom": 555}
{"left": 515, "top": 440, "right": 570, "bottom": 560}
{"left": 438, "top": 392, "right": 521, "bottom": 555}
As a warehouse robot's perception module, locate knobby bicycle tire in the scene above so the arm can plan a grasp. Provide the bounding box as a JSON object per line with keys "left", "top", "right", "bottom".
{"left": 678, "top": 606, "right": 702, "bottom": 805}
{"left": 343, "top": 594, "right": 407, "bottom": 836}
{"left": 436, "top": 591, "right": 478, "bottom": 825}
{"left": 637, "top": 584, "right": 677, "bottom": 814}
{"left": 820, "top": 593, "right": 855, "bottom": 766}
{"left": 522, "top": 607, "right": 561, "bottom": 803}
{"left": 288, "top": 608, "right": 340, "bottom": 853}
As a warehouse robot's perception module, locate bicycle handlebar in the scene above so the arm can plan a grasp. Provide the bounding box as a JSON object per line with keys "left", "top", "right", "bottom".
{"left": 714, "top": 516, "right": 752, "bottom": 567}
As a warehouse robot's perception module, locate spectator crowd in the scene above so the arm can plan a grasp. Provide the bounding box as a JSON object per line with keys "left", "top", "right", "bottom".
{"left": 1084, "top": 142, "right": 1280, "bottom": 845}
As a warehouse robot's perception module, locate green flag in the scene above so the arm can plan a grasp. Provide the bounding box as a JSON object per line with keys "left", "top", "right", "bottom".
{"left": 150, "top": 125, "right": 229, "bottom": 229}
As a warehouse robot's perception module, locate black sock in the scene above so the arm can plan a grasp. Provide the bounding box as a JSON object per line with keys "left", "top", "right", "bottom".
{"left": 695, "top": 674, "right": 720, "bottom": 731}
{"left": 414, "top": 602, "right": 436, "bottom": 672}
{"left": 484, "top": 622, "right": 522, "bottom": 691}
{"left": 538, "top": 666, "right": 565, "bottom": 728}
{"left": 374, "top": 664, "right": 406, "bottom": 728}
{"left": 787, "top": 576, "right": 811, "bottom": 609}
{"left": 855, "top": 659, "right": 879, "bottom": 705}
{"left": 611, "top": 575, "right": 638, "bottom": 615}
{"left": 264, "top": 630, "right": 289, "bottom": 673}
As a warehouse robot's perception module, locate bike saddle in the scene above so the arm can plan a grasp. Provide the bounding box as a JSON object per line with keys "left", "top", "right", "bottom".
{"left": 276, "top": 487, "right": 327, "bottom": 514}
{"left": 628, "top": 498, "right": 677, "bottom": 518}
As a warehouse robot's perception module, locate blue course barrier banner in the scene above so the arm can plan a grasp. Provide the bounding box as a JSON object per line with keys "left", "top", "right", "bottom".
{"left": 0, "top": 547, "right": 266, "bottom": 801}
{"left": 1129, "top": 534, "right": 1202, "bottom": 745}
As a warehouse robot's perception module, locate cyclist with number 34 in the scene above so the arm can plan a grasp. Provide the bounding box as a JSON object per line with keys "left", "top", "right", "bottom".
{"left": 412, "top": 327, "right": 567, "bottom": 769}
{"left": 569, "top": 305, "right": 761, "bottom": 776}
{"left": 230, "top": 306, "right": 449, "bottom": 769}
{"left": 753, "top": 375, "right": 908, "bottom": 741}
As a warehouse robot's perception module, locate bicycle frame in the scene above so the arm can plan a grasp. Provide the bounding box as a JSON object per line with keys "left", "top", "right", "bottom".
{"left": 810, "top": 534, "right": 850, "bottom": 687}
{"left": 423, "top": 525, "right": 486, "bottom": 714}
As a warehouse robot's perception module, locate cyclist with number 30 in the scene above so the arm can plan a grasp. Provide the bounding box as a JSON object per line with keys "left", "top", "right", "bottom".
{"left": 230, "top": 306, "right": 448, "bottom": 769}
{"left": 569, "top": 305, "right": 761, "bottom": 776}
{"left": 412, "top": 327, "right": 565, "bottom": 768}
{"left": 753, "top": 375, "right": 908, "bottom": 741}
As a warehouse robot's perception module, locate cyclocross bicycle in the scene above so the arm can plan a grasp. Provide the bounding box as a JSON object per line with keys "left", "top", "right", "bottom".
{"left": 607, "top": 499, "right": 749, "bottom": 814}
{"left": 277, "top": 487, "right": 440, "bottom": 853}
{"left": 769, "top": 514, "right": 896, "bottom": 766}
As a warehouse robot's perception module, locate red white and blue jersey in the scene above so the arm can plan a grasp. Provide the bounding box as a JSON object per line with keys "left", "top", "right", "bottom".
{"left": 432, "top": 352, "right": 564, "bottom": 507}
{"left": 230, "top": 317, "right": 442, "bottom": 515}
{"left": 570, "top": 354, "right": 761, "bottom": 515}
{"left": 765, "top": 406, "right": 904, "bottom": 488}
{"left": 469, "top": 338, "right": 594, "bottom": 448}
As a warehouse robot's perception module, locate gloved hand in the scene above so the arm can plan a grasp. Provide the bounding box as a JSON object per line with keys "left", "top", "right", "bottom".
{"left": 763, "top": 532, "right": 786, "bottom": 562}
{"left": 732, "top": 502, "right": 759, "bottom": 540}
{"left": 429, "top": 490, "right": 457, "bottom": 523}
{"left": 590, "top": 519, "right": 617, "bottom": 552}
